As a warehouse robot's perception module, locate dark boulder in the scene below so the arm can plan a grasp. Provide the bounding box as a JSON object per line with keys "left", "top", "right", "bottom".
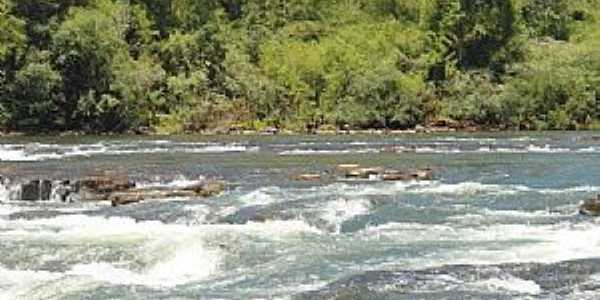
{"left": 20, "top": 180, "right": 53, "bottom": 201}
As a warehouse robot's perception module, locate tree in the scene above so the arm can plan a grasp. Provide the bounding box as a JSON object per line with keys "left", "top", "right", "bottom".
{"left": 429, "top": 0, "right": 519, "bottom": 71}
{"left": 521, "top": 0, "right": 571, "bottom": 40}
{"left": 8, "top": 52, "right": 62, "bottom": 130}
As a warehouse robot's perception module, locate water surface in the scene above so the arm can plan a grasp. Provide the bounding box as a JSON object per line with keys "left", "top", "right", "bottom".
{"left": 1, "top": 132, "right": 600, "bottom": 299}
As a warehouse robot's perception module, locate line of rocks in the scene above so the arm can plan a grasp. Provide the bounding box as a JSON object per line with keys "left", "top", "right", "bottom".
{"left": 295, "top": 164, "right": 434, "bottom": 182}
{"left": 5, "top": 176, "right": 225, "bottom": 206}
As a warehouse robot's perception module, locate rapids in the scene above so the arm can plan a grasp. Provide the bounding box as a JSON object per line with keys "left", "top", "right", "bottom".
{"left": 1, "top": 132, "right": 599, "bottom": 299}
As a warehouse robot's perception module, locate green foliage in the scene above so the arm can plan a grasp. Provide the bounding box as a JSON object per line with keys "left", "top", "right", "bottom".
{"left": 428, "top": 0, "right": 519, "bottom": 72}
{"left": 9, "top": 52, "right": 62, "bottom": 129}
{"left": 0, "top": 0, "right": 599, "bottom": 133}
{"left": 521, "top": 0, "right": 571, "bottom": 40}
{"left": 0, "top": 0, "right": 26, "bottom": 65}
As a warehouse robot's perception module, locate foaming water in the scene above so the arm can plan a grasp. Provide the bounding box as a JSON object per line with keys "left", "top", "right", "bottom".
{"left": 238, "top": 186, "right": 283, "bottom": 206}
{"left": 278, "top": 148, "right": 380, "bottom": 156}
{"left": 2, "top": 133, "right": 600, "bottom": 299}
{"left": 361, "top": 220, "right": 600, "bottom": 267}
{"left": 0, "top": 267, "right": 62, "bottom": 300}
{"left": 0, "top": 141, "right": 258, "bottom": 161}
{"left": 318, "top": 180, "right": 599, "bottom": 198}
{"left": 471, "top": 275, "right": 542, "bottom": 295}
{"left": 136, "top": 175, "right": 209, "bottom": 190}
{"left": 67, "top": 240, "right": 221, "bottom": 287}
{"left": 319, "top": 198, "right": 370, "bottom": 233}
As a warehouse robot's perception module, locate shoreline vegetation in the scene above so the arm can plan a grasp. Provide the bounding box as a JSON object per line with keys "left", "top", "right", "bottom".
{"left": 1, "top": 0, "right": 600, "bottom": 135}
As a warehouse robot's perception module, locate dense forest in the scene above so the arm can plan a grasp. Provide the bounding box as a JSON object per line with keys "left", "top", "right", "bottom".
{"left": 0, "top": 0, "right": 599, "bottom": 133}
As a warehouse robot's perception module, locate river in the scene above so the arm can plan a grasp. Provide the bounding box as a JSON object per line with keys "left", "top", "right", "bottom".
{"left": 1, "top": 132, "right": 600, "bottom": 299}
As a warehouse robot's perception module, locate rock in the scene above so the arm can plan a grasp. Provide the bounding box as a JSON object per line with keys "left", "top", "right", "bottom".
{"left": 76, "top": 176, "right": 134, "bottom": 194}
{"left": 53, "top": 181, "right": 75, "bottom": 202}
{"left": 337, "top": 164, "right": 361, "bottom": 170}
{"left": 20, "top": 180, "right": 53, "bottom": 201}
{"left": 73, "top": 176, "right": 135, "bottom": 201}
{"left": 261, "top": 127, "right": 279, "bottom": 135}
{"left": 345, "top": 167, "right": 384, "bottom": 179}
{"left": 382, "top": 173, "right": 410, "bottom": 181}
{"left": 9, "top": 175, "right": 225, "bottom": 205}
{"left": 580, "top": 197, "right": 600, "bottom": 216}
{"left": 296, "top": 174, "right": 322, "bottom": 181}
{"left": 411, "top": 168, "right": 434, "bottom": 180}
{"left": 110, "top": 190, "right": 198, "bottom": 206}
{"left": 20, "top": 180, "right": 40, "bottom": 201}
{"left": 193, "top": 181, "right": 226, "bottom": 197}
{"left": 40, "top": 180, "right": 52, "bottom": 200}
{"left": 111, "top": 181, "right": 225, "bottom": 206}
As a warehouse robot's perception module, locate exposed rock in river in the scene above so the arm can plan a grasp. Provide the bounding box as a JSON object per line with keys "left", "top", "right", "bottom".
{"left": 338, "top": 164, "right": 434, "bottom": 181}
{"left": 294, "top": 165, "right": 435, "bottom": 182}
{"left": 579, "top": 195, "right": 600, "bottom": 216}
{"left": 20, "top": 180, "right": 53, "bottom": 201}
{"left": 4, "top": 176, "right": 225, "bottom": 206}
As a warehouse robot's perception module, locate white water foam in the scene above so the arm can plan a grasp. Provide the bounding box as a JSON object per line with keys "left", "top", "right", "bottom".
{"left": 362, "top": 220, "right": 600, "bottom": 266}
{"left": 320, "top": 198, "right": 370, "bottom": 233}
{"left": 0, "top": 214, "right": 322, "bottom": 274}
{"left": 135, "top": 175, "right": 208, "bottom": 190}
{"left": 238, "top": 186, "right": 282, "bottom": 206}
{"left": 279, "top": 148, "right": 380, "bottom": 156}
{"left": 0, "top": 142, "right": 258, "bottom": 161}
{"left": 68, "top": 238, "right": 222, "bottom": 288}
{"left": 472, "top": 275, "right": 542, "bottom": 295}
{"left": 411, "top": 182, "right": 532, "bottom": 196}
{"left": 0, "top": 267, "right": 62, "bottom": 300}
{"left": 333, "top": 180, "right": 600, "bottom": 198}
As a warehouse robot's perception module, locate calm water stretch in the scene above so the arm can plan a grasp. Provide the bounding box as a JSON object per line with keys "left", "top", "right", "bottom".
{"left": 1, "top": 132, "right": 600, "bottom": 299}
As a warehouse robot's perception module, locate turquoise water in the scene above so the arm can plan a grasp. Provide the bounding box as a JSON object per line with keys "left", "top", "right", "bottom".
{"left": 1, "top": 132, "right": 600, "bottom": 299}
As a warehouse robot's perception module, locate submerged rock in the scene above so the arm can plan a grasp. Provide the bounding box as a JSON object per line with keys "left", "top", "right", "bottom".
{"left": 295, "top": 258, "right": 600, "bottom": 300}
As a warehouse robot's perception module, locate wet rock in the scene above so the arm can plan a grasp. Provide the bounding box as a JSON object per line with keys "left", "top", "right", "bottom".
{"left": 411, "top": 168, "right": 434, "bottom": 180}
{"left": 336, "top": 164, "right": 361, "bottom": 171}
{"left": 110, "top": 190, "right": 198, "bottom": 206}
{"left": 110, "top": 181, "right": 225, "bottom": 206}
{"left": 20, "top": 180, "right": 53, "bottom": 201}
{"left": 345, "top": 167, "right": 385, "bottom": 179}
{"left": 10, "top": 175, "right": 225, "bottom": 205}
{"left": 382, "top": 173, "right": 410, "bottom": 181}
{"left": 580, "top": 196, "right": 600, "bottom": 216}
{"left": 183, "top": 181, "right": 225, "bottom": 198}
{"left": 76, "top": 176, "right": 135, "bottom": 194}
{"left": 296, "top": 174, "right": 322, "bottom": 181}
{"left": 73, "top": 176, "right": 135, "bottom": 202}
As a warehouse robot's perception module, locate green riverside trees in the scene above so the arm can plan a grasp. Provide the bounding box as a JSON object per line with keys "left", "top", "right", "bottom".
{"left": 0, "top": 0, "right": 599, "bottom": 133}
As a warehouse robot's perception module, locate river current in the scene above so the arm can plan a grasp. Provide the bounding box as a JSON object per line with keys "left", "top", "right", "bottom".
{"left": 1, "top": 132, "right": 600, "bottom": 299}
